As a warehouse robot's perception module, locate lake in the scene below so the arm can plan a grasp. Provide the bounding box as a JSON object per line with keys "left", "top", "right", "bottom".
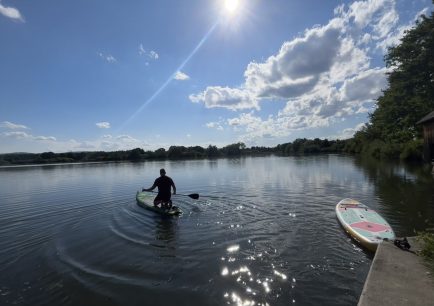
{"left": 1, "top": 155, "right": 433, "bottom": 306}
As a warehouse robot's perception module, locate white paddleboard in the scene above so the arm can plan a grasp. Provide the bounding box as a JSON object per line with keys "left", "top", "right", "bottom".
{"left": 336, "top": 198, "right": 395, "bottom": 251}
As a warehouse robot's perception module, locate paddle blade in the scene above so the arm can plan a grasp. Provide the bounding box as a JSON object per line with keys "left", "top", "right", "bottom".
{"left": 188, "top": 193, "right": 199, "bottom": 200}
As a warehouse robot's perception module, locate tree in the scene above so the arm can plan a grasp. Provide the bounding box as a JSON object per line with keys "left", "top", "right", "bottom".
{"left": 369, "top": 9, "right": 434, "bottom": 144}
{"left": 352, "top": 7, "right": 434, "bottom": 160}
{"left": 128, "top": 148, "right": 144, "bottom": 160}
{"left": 292, "top": 138, "right": 307, "bottom": 154}
{"left": 205, "top": 145, "right": 219, "bottom": 158}
{"left": 40, "top": 152, "right": 56, "bottom": 159}
{"left": 221, "top": 142, "right": 246, "bottom": 156}
{"left": 167, "top": 146, "right": 187, "bottom": 159}
{"left": 154, "top": 148, "right": 166, "bottom": 159}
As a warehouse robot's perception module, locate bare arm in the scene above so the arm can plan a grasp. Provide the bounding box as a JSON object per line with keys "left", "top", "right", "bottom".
{"left": 172, "top": 181, "right": 176, "bottom": 194}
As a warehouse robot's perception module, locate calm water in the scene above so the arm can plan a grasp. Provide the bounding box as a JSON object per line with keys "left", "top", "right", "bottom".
{"left": 1, "top": 155, "right": 433, "bottom": 306}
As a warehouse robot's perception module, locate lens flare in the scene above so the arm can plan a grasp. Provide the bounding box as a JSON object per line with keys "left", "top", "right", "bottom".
{"left": 225, "top": 0, "right": 239, "bottom": 14}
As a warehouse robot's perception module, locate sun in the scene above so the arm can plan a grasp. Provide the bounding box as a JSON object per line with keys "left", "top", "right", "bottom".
{"left": 224, "top": 0, "right": 240, "bottom": 14}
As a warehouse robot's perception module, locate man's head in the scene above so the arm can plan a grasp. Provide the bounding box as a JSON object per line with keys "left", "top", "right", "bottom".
{"left": 160, "top": 168, "right": 166, "bottom": 176}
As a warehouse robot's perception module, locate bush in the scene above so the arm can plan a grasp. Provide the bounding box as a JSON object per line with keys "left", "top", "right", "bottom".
{"left": 400, "top": 139, "right": 424, "bottom": 161}
{"left": 362, "top": 140, "right": 385, "bottom": 158}
{"left": 361, "top": 140, "right": 402, "bottom": 159}
{"left": 379, "top": 143, "right": 401, "bottom": 159}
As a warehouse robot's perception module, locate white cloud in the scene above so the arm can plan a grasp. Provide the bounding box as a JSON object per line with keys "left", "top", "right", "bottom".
{"left": 72, "top": 134, "right": 145, "bottom": 151}
{"left": 346, "top": 0, "right": 395, "bottom": 30}
{"left": 116, "top": 134, "right": 138, "bottom": 142}
{"left": 252, "top": 25, "right": 342, "bottom": 94}
{"left": 206, "top": 122, "right": 224, "bottom": 131}
{"left": 330, "top": 123, "right": 366, "bottom": 140}
{"left": 226, "top": 113, "right": 288, "bottom": 143}
{"left": 189, "top": 18, "right": 347, "bottom": 110}
{"left": 190, "top": 86, "right": 259, "bottom": 111}
{"left": 106, "top": 55, "right": 116, "bottom": 63}
{"left": 0, "top": 121, "right": 29, "bottom": 130}
{"left": 138, "top": 44, "right": 146, "bottom": 55}
{"left": 223, "top": 67, "right": 389, "bottom": 141}
{"left": 359, "top": 33, "right": 372, "bottom": 45}
{"left": 139, "top": 44, "right": 159, "bottom": 60}
{"left": 340, "top": 67, "right": 389, "bottom": 103}
{"left": 98, "top": 52, "right": 116, "bottom": 63}
{"left": 373, "top": 9, "right": 399, "bottom": 39}
{"left": 376, "top": 7, "right": 430, "bottom": 52}
{"left": 3, "top": 131, "right": 30, "bottom": 139}
{"left": 149, "top": 50, "right": 159, "bottom": 60}
{"left": 0, "top": 132, "right": 153, "bottom": 153}
{"left": 2, "top": 131, "right": 56, "bottom": 141}
{"left": 174, "top": 71, "right": 190, "bottom": 81}
{"left": 99, "top": 141, "right": 121, "bottom": 151}
{"left": 34, "top": 135, "right": 57, "bottom": 141}
{"left": 228, "top": 113, "right": 261, "bottom": 127}
{"left": 96, "top": 122, "right": 111, "bottom": 129}
{"left": 0, "top": 2, "right": 24, "bottom": 21}
{"left": 328, "top": 37, "right": 370, "bottom": 83}
{"left": 189, "top": 0, "right": 422, "bottom": 143}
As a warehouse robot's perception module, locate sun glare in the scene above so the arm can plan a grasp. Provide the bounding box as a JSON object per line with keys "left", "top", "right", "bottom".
{"left": 224, "top": 0, "right": 240, "bottom": 14}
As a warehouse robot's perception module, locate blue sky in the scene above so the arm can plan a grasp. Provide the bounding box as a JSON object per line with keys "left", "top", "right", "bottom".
{"left": 0, "top": 0, "right": 432, "bottom": 153}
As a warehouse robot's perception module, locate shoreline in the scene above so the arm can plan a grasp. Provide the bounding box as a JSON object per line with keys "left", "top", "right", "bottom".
{"left": 358, "top": 237, "right": 434, "bottom": 305}
{"left": 0, "top": 161, "right": 113, "bottom": 169}
{"left": 0, "top": 153, "right": 351, "bottom": 169}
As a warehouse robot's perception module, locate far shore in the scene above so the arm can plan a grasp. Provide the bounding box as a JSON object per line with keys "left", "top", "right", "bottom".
{"left": 0, "top": 161, "right": 111, "bottom": 169}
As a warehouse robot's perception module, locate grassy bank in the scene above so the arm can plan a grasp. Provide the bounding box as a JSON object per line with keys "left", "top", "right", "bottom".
{"left": 418, "top": 232, "right": 434, "bottom": 271}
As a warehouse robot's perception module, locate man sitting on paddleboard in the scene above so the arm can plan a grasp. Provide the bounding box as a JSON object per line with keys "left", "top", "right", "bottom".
{"left": 142, "top": 168, "right": 176, "bottom": 209}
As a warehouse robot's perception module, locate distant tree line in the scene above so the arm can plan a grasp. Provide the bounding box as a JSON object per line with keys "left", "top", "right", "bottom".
{"left": 0, "top": 140, "right": 352, "bottom": 166}
{"left": 275, "top": 138, "right": 348, "bottom": 155}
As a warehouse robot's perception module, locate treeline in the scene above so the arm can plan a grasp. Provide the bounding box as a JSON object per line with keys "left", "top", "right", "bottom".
{"left": 275, "top": 138, "right": 348, "bottom": 155}
{"left": 343, "top": 7, "right": 434, "bottom": 161}
{"left": 0, "top": 139, "right": 351, "bottom": 166}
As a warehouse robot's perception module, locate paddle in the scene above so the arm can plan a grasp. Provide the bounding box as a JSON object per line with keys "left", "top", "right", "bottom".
{"left": 142, "top": 189, "right": 199, "bottom": 200}
{"left": 178, "top": 193, "right": 199, "bottom": 200}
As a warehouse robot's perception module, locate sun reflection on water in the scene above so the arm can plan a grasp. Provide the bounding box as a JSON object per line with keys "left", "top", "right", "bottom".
{"left": 222, "top": 267, "right": 229, "bottom": 276}
{"left": 220, "top": 241, "right": 296, "bottom": 305}
{"left": 227, "top": 245, "right": 240, "bottom": 252}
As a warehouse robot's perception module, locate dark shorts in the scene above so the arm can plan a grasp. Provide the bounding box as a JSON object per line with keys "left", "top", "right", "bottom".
{"left": 154, "top": 193, "right": 171, "bottom": 203}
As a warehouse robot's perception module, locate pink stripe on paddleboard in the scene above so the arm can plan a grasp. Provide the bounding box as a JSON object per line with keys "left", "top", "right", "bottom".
{"left": 350, "top": 221, "right": 390, "bottom": 232}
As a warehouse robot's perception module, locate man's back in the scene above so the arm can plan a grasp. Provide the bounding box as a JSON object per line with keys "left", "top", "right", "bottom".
{"left": 154, "top": 176, "right": 174, "bottom": 194}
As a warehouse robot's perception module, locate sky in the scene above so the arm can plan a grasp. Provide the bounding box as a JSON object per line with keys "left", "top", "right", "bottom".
{"left": 0, "top": 0, "right": 432, "bottom": 153}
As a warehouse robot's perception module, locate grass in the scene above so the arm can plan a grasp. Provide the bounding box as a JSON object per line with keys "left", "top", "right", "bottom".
{"left": 417, "top": 231, "right": 434, "bottom": 272}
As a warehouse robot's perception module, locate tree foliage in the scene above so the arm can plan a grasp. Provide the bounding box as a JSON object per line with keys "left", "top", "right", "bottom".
{"left": 0, "top": 138, "right": 352, "bottom": 166}
{"left": 347, "top": 8, "right": 434, "bottom": 160}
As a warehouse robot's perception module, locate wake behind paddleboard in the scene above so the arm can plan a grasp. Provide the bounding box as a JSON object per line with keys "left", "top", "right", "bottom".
{"left": 136, "top": 191, "right": 182, "bottom": 216}
{"left": 336, "top": 198, "right": 395, "bottom": 251}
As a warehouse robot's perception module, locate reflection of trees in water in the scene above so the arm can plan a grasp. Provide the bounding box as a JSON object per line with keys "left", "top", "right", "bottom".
{"left": 226, "top": 157, "right": 247, "bottom": 168}
{"left": 353, "top": 156, "right": 434, "bottom": 234}
{"left": 207, "top": 159, "right": 218, "bottom": 169}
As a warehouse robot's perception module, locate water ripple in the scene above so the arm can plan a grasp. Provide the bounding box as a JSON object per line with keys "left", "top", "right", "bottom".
{"left": 0, "top": 157, "right": 433, "bottom": 306}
